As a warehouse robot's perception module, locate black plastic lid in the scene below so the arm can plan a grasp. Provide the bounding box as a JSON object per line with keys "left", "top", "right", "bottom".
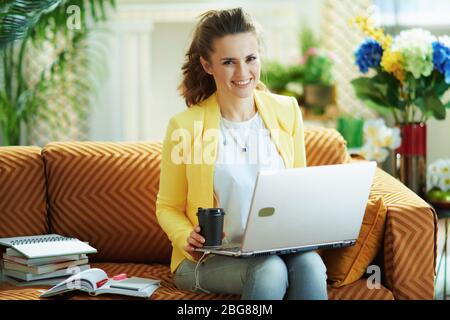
{"left": 197, "top": 207, "right": 225, "bottom": 216}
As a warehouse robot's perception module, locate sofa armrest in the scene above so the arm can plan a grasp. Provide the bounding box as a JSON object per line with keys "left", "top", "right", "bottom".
{"left": 370, "top": 167, "right": 437, "bottom": 300}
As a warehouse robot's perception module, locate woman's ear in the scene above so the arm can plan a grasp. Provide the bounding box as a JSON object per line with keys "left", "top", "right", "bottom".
{"left": 200, "top": 56, "right": 213, "bottom": 75}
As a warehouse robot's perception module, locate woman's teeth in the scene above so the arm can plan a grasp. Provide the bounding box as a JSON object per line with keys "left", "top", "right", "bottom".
{"left": 232, "top": 79, "right": 251, "bottom": 86}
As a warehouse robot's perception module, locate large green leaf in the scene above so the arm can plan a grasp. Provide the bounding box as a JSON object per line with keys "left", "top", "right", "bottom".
{"left": 351, "top": 77, "right": 392, "bottom": 114}
{"left": 0, "top": 0, "right": 113, "bottom": 48}
{"left": 424, "top": 91, "right": 446, "bottom": 120}
{"left": 378, "top": 71, "right": 402, "bottom": 109}
{"left": 360, "top": 100, "right": 392, "bottom": 116}
{"left": 432, "top": 71, "right": 450, "bottom": 97}
{"left": 372, "top": 82, "right": 388, "bottom": 96}
{"left": 0, "top": 0, "right": 63, "bottom": 48}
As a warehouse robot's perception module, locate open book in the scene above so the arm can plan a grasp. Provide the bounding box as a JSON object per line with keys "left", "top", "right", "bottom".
{"left": 40, "top": 268, "right": 161, "bottom": 299}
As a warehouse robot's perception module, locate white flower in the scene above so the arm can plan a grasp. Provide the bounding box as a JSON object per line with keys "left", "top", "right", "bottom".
{"left": 360, "top": 144, "right": 375, "bottom": 161}
{"left": 388, "top": 127, "right": 401, "bottom": 149}
{"left": 439, "top": 161, "right": 450, "bottom": 175}
{"left": 393, "top": 28, "right": 436, "bottom": 47}
{"left": 428, "top": 162, "right": 439, "bottom": 175}
{"left": 429, "top": 176, "right": 440, "bottom": 191}
{"left": 363, "top": 119, "right": 385, "bottom": 143}
{"left": 427, "top": 159, "right": 450, "bottom": 191}
{"left": 376, "top": 126, "right": 401, "bottom": 149}
{"left": 373, "top": 147, "right": 389, "bottom": 163}
{"left": 428, "top": 162, "right": 440, "bottom": 189}
{"left": 363, "top": 118, "right": 401, "bottom": 150}
{"left": 392, "top": 28, "right": 436, "bottom": 78}
{"left": 438, "top": 174, "right": 450, "bottom": 192}
{"left": 360, "top": 143, "right": 389, "bottom": 163}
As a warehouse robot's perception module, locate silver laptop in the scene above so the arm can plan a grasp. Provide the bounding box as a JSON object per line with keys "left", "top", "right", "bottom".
{"left": 195, "top": 161, "right": 377, "bottom": 257}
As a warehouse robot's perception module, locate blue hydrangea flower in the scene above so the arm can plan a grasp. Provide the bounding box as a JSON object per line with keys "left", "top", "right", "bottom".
{"left": 432, "top": 41, "right": 450, "bottom": 84}
{"left": 354, "top": 39, "right": 383, "bottom": 73}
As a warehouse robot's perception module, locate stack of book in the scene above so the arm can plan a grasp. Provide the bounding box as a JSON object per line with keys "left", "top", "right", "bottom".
{"left": 1, "top": 248, "right": 91, "bottom": 286}
{"left": 0, "top": 234, "right": 97, "bottom": 287}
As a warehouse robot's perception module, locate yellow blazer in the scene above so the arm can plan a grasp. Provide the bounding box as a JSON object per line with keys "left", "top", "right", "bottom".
{"left": 156, "top": 90, "right": 307, "bottom": 273}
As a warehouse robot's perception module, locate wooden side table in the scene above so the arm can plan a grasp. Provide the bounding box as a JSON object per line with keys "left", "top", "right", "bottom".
{"left": 433, "top": 202, "right": 450, "bottom": 300}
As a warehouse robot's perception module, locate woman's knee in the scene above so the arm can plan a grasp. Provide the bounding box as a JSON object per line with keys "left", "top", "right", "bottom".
{"left": 249, "top": 255, "right": 289, "bottom": 285}
{"left": 288, "top": 251, "right": 327, "bottom": 275}
{"left": 283, "top": 251, "right": 328, "bottom": 300}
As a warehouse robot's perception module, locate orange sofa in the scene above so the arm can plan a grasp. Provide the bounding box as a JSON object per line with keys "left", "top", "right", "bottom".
{"left": 0, "top": 127, "right": 437, "bottom": 300}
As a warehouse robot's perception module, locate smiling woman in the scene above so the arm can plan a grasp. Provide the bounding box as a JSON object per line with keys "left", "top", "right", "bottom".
{"left": 155, "top": 8, "right": 328, "bottom": 300}
{"left": 199, "top": 32, "right": 261, "bottom": 121}
{"left": 179, "top": 8, "right": 266, "bottom": 110}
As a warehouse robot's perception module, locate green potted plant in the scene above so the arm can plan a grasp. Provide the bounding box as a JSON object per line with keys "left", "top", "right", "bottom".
{"left": 0, "top": 0, "right": 115, "bottom": 146}
{"left": 261, "top": 60, "right": 304, "bottom": 99}
{"left": 261, "top": 61, "right": 291, "bottom": 94}
{"left": 298, "top": 27, "right": 336, "bottom": 115}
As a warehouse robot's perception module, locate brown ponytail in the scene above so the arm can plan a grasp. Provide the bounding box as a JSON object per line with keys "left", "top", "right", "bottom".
{"left": 179, "top": 8, "right": 264, "bottom": 107}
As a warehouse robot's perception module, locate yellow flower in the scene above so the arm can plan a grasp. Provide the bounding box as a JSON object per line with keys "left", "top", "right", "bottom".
{"left": 350, "top": 15, "right": 404, "bottom": 82}
{"left": 383, "top": 135, "right": 393, "bottom": 147}
{"left": 350, "top": 16, "right": 392, "bottom": 50}
{"left": 372, "top": 30, "right": 392, "bottom": 49}
{"left": 365, "top": 125, "right": 379, "bottom": 141}
{"left": 381, "top": 50, "right": 405, "bottom": 82}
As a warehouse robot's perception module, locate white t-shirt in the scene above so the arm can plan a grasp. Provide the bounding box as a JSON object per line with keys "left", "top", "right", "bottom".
{"left": 214, "top": 112, "right": 285, "bottom": 244}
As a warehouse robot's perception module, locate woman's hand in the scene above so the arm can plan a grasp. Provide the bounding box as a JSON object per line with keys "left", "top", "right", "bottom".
{"left": 184, "top": 225, "right": 226, "bottom": 261}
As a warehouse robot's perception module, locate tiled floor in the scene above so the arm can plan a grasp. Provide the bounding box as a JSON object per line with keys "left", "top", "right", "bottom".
{"left": 435, "top": 218, "right": 449, "bottom": 300}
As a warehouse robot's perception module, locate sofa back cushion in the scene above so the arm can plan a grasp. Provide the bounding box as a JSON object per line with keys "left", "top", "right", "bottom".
{"left": 0, "top": 147, "right": 48, "bottom": 238}
{"left": 43, "top": 141, "right": 171, "bottom": 263}
{"left": 304, "top": 126, "right": 351, "bottom": 166}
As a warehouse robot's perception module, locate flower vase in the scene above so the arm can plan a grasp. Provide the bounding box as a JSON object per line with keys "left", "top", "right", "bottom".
{"left": 394, "top": 122, "right": 427, "bottom": 197}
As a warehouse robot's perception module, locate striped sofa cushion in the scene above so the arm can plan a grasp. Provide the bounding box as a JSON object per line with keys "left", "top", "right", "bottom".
{"left": 304, "top": 126, "right": 351, "bottom": 166}
{"left": 350, "top": 156, "right": 437, "bottom": 299}
{"left": 371, "top": 167, "right": 437, "bottom": 299}
{"left": 42, "top": 141, "right": 172, "bottom": 264}
{"left": 0, "top": 147, "right": 48, "bottom": 238}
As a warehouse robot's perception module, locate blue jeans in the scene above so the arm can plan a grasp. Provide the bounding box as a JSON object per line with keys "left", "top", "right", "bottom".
{"left": 174, "top": 250, "right": 328, "bottom": 300}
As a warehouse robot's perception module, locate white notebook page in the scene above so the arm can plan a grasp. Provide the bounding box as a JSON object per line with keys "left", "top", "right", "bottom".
{"left": 0, "top": 234, "right": 97, "bottom": 259}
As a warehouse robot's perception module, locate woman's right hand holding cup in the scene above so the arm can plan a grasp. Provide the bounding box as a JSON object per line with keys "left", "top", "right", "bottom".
{"left": 184, "top": 225, "right": 206, "bottom": 261}
{"left": 184, "top": 225, "right": 226, "bottom": 261}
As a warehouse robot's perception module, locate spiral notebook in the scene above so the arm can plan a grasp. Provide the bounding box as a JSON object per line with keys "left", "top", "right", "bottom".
{"left": 0, "top": 234, "right": 97, "bottom": 259}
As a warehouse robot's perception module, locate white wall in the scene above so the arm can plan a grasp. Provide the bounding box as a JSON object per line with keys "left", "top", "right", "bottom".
{"left": 150, "top": 21, "right": 195, "bottom": 140}
{"left": 428, "top": 117, "right": 450, "bottom": 163}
